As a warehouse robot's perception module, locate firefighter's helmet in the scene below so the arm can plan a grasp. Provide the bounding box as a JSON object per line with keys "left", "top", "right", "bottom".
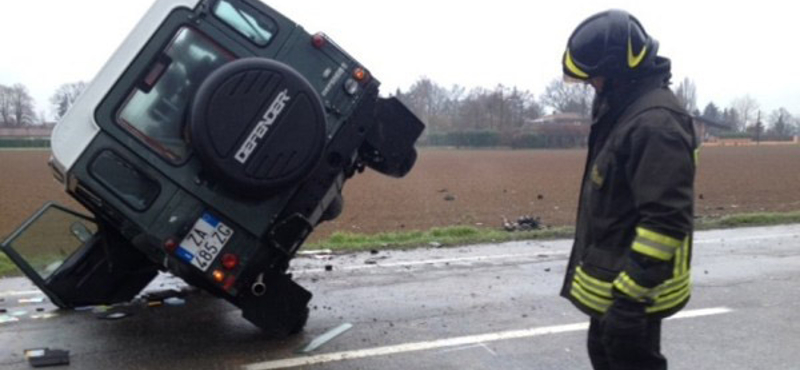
{"left": 563, "top": 10, "right": 659, "bottom": 81}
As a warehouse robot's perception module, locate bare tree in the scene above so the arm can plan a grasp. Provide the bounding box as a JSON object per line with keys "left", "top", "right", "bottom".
{"left": 0, "top": 84, "right": 12, "bottom": 127}
{"left": 674, "top": 77, "right": 697, "bottom": 113}
{"left": 0, "top": 84, "right": 36, "bottom": 127}
{"left": 50, "top": 81, "right": 87, "bottom": 120}
{"left": 540, "top": 79, "right": 593, "bottom": 117}
{"left": 768, "top": 108, "right": 795, "bottom": 137}
{"left": 731, "top": 95, "right": 759, "bottom": 132}
{"left": 795, "top": 112, "right": 800, "bottom": 136}
{"left": 394, "top": 77, "right": 543, "bottom": 136}
{"left": 396, "top": 77, "right": 454, "bottom": 133}
{"left": 702, "top": 102, "right": 721, "bottom": 122}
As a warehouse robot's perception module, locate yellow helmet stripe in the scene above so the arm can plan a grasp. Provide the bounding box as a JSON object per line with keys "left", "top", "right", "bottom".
{"left": 564, "top": 49, "right": 589, "bottom": 79}
{"left": 628, "top": 38, "right": 648, "bottom": 68}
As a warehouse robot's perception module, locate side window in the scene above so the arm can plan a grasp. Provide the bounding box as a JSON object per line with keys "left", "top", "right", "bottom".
{"left": 89, "top": 150, "right": 160, "bottom": 211}
{"left": 214, "top": 0, "right": 278, "bottom": 47}
{"left": 116, "top": 27, "right": 234, "bottom": 162}
{"left": 1, "top": 204, "right": 97, "bottom": 281}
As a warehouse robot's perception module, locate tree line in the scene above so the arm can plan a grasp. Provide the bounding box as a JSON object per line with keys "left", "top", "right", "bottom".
{"left": 0, "top": 82, "right": 86, "bottom": 128}
{"left": 397, "top": 76, "right": 800, "bottom": 147}
{"left": 2, "top": 77, "right": 798, "bottom": 144}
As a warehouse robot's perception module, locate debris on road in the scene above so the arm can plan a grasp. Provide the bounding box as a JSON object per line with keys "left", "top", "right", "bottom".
{"left": 91, "top": 306, "right": 110, "bottom": 314}
{"left": 444, "top": 194, "right": 456, "bottom": 202}
{"left": 30, "top": 313, "right": 58, "bottom": 320}
{"left": 325, "top": 265, "right": 334, "bottom": 272}
{"left": 0, "top": 314, "right": 20, "bottom": 324}
{"left": 24, "top": 348, "right": 70, "bottom": 368}
{"left": 297, "top": 249, "right": 334, "bottom": 256}
{"left": 502, "top": 216, "right": 542, "bottom": 232}
{"left": 97, "top": 311, "right": 130, "bottom": 320}
{"left": 364, "top": 256, "right": 390, "bottom": 265}
{"left": 163, "top": 297, "right": 186, "bottom": 306}
{"left": 298, "top": 323, "right": 354, "bottom": 353}
{"left": 140, "top": 289, "right": 185, "bottom": 302}
{"left": 18, "top": 297, "right": 46, "bottom": 304}
{"left": 429, "top": 242, "right": 443, "bottom": 248}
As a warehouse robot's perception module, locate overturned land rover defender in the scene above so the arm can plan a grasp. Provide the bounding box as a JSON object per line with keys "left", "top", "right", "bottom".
{"left": 1, "top": 0, "right": 423, "bottom": 335}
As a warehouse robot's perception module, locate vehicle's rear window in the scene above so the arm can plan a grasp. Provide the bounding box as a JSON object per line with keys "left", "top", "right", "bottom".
{"left": 214, "top": 0, "right": 278, "bottom": 47}
{"left": 117, "top": 27, "right": 234, "bottom": 162}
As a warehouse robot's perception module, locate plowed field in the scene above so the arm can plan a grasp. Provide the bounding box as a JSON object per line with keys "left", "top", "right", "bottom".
{"left": 2, "top": 146, "right": 799, "bottom": 241}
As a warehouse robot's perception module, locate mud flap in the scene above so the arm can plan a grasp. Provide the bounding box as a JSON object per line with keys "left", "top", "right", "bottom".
{"left": 1, "top": 203, "right": 158, "bottom": 308}
{"left": 359, "top": 97, "right": 425, "bottom": 178}
{"left": 237, "top": 271, "right": 312, "bottom": 337}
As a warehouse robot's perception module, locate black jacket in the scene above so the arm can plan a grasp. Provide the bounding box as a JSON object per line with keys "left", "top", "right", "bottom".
{"left": 560, "top": 63, "right": 699, "bottom": 319}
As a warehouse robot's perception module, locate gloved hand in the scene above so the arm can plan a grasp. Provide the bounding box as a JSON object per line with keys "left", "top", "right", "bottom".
{"left": 602, "top": 298, "right": 647, "bottom": 339}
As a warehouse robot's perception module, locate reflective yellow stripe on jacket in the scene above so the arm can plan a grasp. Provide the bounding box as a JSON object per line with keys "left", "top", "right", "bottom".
{"left": 570, "top": 267, "right": 613, "bottom": 313}
{"left": 632, "top": 227, "right": 682, "bottom": 261}
{"left": 570, "top": 228, "right": 692, "bottom": 315}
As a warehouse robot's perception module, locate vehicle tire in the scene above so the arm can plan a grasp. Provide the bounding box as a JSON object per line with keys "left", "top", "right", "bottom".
{"left": 319, "top": 193, "right": 344, "bottom": 222}
{"left": 289, "top": 305, "right": 310, "bottom": 335}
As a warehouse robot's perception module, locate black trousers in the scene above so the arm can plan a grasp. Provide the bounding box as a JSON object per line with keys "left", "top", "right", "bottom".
{"left": 587, "top": 317, "right": 667, "bottom": 370}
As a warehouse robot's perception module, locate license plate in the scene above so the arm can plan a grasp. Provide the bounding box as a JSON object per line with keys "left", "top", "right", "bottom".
{"left": 177, "top": 213, "right": 234, "bottom": 271}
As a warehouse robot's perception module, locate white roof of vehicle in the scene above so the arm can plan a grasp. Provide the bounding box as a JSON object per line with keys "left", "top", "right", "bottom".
{"left": 51, "top": 0, "right": 201, "bottom": 174}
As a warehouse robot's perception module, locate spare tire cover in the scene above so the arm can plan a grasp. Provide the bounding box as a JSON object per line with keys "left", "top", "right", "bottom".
{"left": 189, "top": 58, "right": 326, "bottom": 194}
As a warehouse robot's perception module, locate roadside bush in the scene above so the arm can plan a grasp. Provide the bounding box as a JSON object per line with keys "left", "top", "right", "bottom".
{"left": 0, "top": 138, "right": 50, "bottom": 148}
{"left": 423, "top": 130, "right": 501, "bottom": 148}
{"left": 511, "top": 132, "right": 546, "bottom": 149}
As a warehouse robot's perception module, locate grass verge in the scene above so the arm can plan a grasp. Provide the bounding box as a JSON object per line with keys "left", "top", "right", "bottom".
{"left": 0, "top": 254, "right": 16, "bottom": 278}
{"left": 310, "top": 210, "right": 800, "bottom": 252}
{"left": 305, "top": 225, "right": 576, "bottom": 253}
{"left": 696, "top": 210, "right": 800, "bottom": 230}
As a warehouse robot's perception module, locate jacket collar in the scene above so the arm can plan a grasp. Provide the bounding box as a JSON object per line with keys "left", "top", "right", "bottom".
{"left": 592, "top": 57, "right": 673, "bottom": 127}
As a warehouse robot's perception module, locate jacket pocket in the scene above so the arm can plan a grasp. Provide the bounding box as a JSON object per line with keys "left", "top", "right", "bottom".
{"left": 583, "top": 246, "right": 625, "bottom": 280}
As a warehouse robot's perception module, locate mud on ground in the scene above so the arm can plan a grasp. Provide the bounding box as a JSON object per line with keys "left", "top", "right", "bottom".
{"left": 2, "top": 146, "right": 799, "bottom": 241}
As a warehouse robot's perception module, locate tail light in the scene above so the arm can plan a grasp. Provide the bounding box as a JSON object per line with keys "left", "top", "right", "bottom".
{"left": 312, "top": 33, "right": 326, "bottom": 48}
{"left": 353, "top": 67, "right": 368, "bottom": 82}
{"left": 222, "top": 253, "right": 239, "bottom": 270}
{"left": 164, "top": 238, "right": 178, "bottom": 252}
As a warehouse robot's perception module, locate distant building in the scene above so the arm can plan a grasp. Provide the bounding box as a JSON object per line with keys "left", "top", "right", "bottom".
{"left": 692, "top": 116, "right": 733, "bottom": 142}
{"left": 524, "top": 113, "right": 591, "bottom": 148}
{"left": 528, "top": 113, "right": 591, "bottom": 127}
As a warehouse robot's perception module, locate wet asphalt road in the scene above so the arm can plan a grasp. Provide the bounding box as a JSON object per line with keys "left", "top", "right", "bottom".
{"left": 1, "top": 224, "right": 799, "bottom": 370}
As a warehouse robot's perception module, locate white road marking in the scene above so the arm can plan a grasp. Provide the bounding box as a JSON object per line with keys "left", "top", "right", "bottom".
{"left": 291, "top": 250, "right": 566, "bottom": 275}
{"left": 668, "top": 307, "right": 733, "bottom": 319}
{"left": 479, "top": 343, "right": 498, "bottom": 357}
{"left": 0, "top": 290, "right": 41, "bottom": 298}
{"left": 242, "top": 307, "right": 733, "bottom": 370}
{"left": 694, "top": 233, "right": 799, "bottom": 244}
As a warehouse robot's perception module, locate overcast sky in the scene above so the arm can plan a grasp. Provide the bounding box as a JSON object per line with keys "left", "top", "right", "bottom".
{"left": 1, "top": 0, "right": 797, "bottom": 121}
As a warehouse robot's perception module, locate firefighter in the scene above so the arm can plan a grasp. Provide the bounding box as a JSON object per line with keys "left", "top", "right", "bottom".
{"left": 559, "top": 10, "right": 699, "bottom": 370}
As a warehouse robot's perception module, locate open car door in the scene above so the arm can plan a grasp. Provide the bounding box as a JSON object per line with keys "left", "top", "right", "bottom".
{"left": 1, "top": 203, "right": 158, "bottom": 308}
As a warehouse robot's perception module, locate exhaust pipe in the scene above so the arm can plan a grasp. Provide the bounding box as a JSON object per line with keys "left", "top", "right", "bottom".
{"left": 251, "top": 273, "right": 267, "bottom": 296}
